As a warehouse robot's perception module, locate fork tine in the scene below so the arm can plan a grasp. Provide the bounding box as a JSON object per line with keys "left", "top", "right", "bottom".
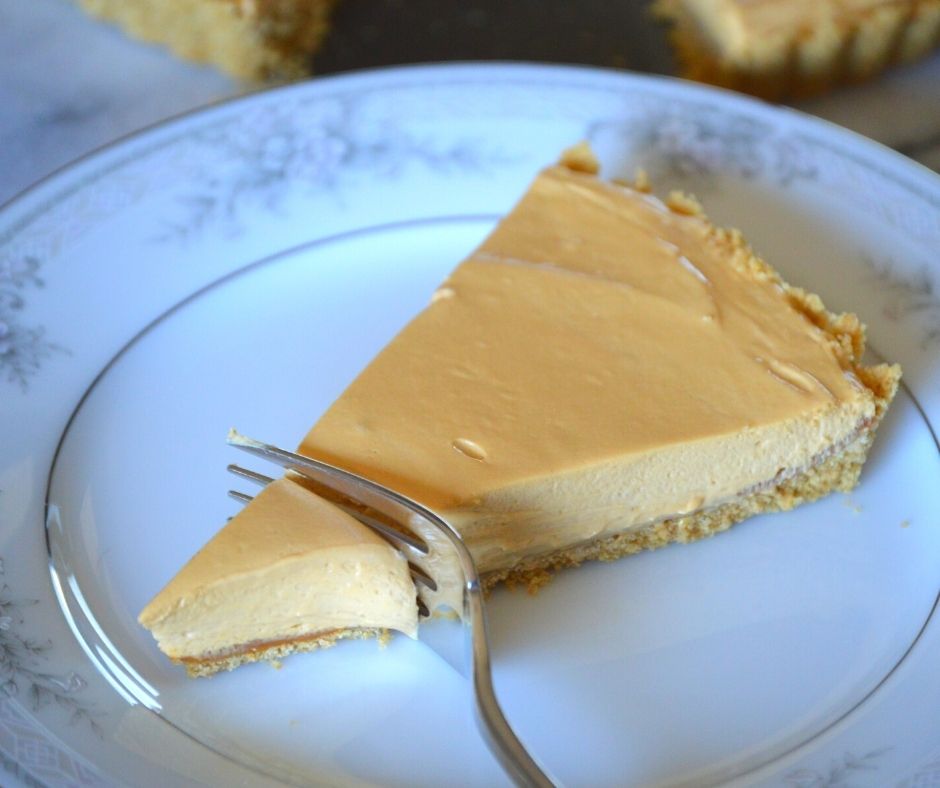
{"left": 227, "top": 463, "right": 428, "bottom": 554}
{"left": 227, "top": 464, "right": 273, "bottom": 486}
{"left": 408, "top": 562, "right": 438, "bottom": 591}
{"left": 227, "top": 482, "right": 438, "bottom": 597}
{"left": 329, "top": 503, "right": 429, "bottom": 554}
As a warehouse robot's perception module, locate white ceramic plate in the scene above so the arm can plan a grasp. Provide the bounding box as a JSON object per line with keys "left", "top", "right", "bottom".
{"left": 1, "top": 64, "right": 938, "bottom": 788}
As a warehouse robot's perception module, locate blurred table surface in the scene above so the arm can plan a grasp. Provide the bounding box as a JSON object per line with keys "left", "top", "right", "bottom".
{"left": 2, "top": 0, "right": 939, "bottom": 205}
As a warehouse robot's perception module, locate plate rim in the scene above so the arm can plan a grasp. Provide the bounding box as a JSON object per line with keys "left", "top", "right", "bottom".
{"left": 3, "top": 61, "right": 940, "bottom": 220}
{"left": 3, "top": 61, "right": 940, "bottom": 787}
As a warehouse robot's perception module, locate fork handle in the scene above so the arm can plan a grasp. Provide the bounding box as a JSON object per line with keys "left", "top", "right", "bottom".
{"left": 466, "top": 586, "right": 558, "bottom": 787}
{"left": 228, "top": 431, "right": 557, "bottom": 785}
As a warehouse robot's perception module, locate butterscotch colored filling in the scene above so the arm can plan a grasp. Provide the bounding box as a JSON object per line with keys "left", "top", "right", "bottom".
{"left": 139, "top": 147, "right": 899, "bottom": 674}
{"left": 139, "top": 478, "right": 418, "bottom": 661}
{"left": 300, "top": 156, "right": 887, "bottom": 578}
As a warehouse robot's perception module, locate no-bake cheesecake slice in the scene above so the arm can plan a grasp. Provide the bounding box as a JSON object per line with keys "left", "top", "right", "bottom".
{"left": 300, "top": 144, "right": 899, "bottom": 590}
{"left": 139, "top": 144, "right": 899, "bottom": 673}
{"left": 655, "top": 0, "right": 940, "bottom": 98}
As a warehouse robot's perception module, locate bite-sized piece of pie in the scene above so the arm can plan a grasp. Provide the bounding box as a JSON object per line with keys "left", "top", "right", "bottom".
{"left": 139, "top": 477, "right": 418, "bottom": 676}
{"left": 300, "top": 143, "right": 900, "bottom": 592}
{"left": 654, "top": 0, "right": 940, "bottom": 98}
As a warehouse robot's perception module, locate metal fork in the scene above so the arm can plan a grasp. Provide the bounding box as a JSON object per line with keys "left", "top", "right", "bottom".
{"left": 226, "top": 430, "right": 556, "bottom": 788}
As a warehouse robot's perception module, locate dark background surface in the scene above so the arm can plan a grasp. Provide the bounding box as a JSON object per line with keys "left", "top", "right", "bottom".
{"left": 3, "top": 0, "right": 939, "bottom": 207}
{"left": 313, "top": 0, "right": 677, "bottom": 76}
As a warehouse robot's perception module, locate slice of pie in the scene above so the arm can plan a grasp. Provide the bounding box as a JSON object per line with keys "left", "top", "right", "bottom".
{"left": 139, "top": 477, "right": 418, "bottom": 676}
{"left": 655, "top": 0, "right": 940, "bottom": 98}
{"left": 76, "top": 0, "right": 338, "bottom": 81}
{"left": 299, "top": 143, "right": 899, "bottom": 589}
{"left": 139, "top": 144, "right": 899, "bottom": 673}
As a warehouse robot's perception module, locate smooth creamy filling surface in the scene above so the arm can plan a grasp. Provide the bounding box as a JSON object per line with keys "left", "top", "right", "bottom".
{"left": 301, "top": 165, "right": 875, "bottom": 549}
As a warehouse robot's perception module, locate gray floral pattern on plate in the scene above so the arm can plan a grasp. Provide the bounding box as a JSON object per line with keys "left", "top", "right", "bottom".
{"left": 784, "top": 748, "right": 891, "bottom": 787}
{"left": 0, "top": 254, "right": 66, "bottom": 389}
{"left": 0, "top": 93, "right": 514, "bottom": 390}
{"left": 864, "top": 255, "right": 940, "bottom": 348}
{"left": 0, "top": 556, "right": 99, "bottom": 736}
{"left": 155, "top": 97, "right": 513, "bottom": 241}
{"left": 587, "top": 107, "right": 818, "bottom": 187}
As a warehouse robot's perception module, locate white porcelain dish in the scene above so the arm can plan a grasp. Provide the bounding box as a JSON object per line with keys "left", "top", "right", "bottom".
{"left": 1, "top": 64, "right": 938, "bottom": 787}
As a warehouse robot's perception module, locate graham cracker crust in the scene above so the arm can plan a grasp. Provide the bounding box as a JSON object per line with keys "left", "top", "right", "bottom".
{"left": 178, "top": 626, "right": 389, "bottom": 678}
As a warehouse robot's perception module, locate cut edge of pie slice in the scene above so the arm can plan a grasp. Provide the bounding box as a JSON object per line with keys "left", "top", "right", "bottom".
{"left": 138, "top": 477, "right": 419, "bottom": 677}
{"left": 481, "top": 385, "right": 896, "bottom": 593}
